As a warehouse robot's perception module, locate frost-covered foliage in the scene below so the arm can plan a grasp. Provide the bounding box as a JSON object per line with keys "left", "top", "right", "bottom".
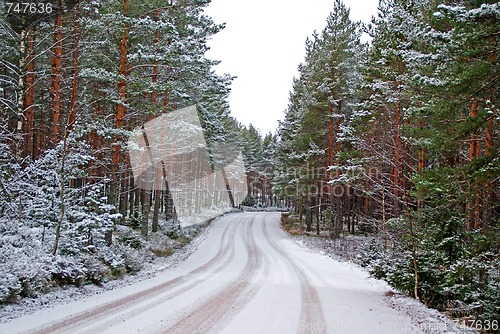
{"left": 325, "top": 217, "right": 499, "bottom": 324}
{"left": 274, "top": 0, "right": 364, "bottom": 209}
{"left": 0, "top": 130, "right": 18, "bottom": 217}
{"left": 0, "top": 129, "right": 194, "bottom": 304}
{"left": 61, "top": 183, "right": 120, "bottom": 255}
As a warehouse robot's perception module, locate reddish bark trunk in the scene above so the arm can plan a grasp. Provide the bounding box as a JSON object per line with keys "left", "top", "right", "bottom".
{"left": 23, "top": 27, "right": 36, "bottom": 159}
{"left": 485, "top": 116, "right": 493, "bottom": 156}
{"left": 469, "top": 98, "right": 478, "bottom": 162}
{"left": 329, "top": 103, "right": 334, "bottom": 168}
{"left": 393, "top": 104, "right": 402, "bottom": 202}
{"left": 1, "top": 65, "right": 6, "bottom": 124}
{"left": 336, "top": 101, "right": 342, "bottom": 164}
{"left": 111, "top": 0, "right": 130, "bottom": 183}
{"left": 417, "top": 122, "right": 426, "bottom": 174}
{"left": 467, "top": 98, "right": 481, "bottom": 230}
{"left": 67, "top": 0, "right": 80, "bottom": 132}
{"left": 50, "top": 0, "right": 63, "bottom": 144}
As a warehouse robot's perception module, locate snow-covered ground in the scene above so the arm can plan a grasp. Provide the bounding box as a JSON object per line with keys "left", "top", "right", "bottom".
{"left": 0, "top": 212, "right": 477, "bottom": 333}
{"left": 0, "top": 220, "right": 212, "bottom": 324}
{"left": 293, "top": 236, "right": 478, "bottom": 334}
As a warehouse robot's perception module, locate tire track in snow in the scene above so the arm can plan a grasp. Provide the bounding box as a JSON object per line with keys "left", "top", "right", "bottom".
{"left": 29, "top": 218, "right": 242, "bottom": 334}
{"left": 79, "top": 218, "right": 245, "bottom": 334}
{"left": 162, "top": 215, "right": 268, "bottom": 334}
{"left": 261, "top": 219, "right": 327, "bottom": 334}
{"left": 283, "top": 248, "right": 366, "bottom": 333}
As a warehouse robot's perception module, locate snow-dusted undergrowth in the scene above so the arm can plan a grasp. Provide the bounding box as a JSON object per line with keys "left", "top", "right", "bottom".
{"left": 0, "top": 217, "right": 213, "bottom": 323}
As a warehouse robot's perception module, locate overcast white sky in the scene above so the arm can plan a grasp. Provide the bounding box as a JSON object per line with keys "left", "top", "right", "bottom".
{"left": 204, "top": 0, "right": 380, "bottom": 135}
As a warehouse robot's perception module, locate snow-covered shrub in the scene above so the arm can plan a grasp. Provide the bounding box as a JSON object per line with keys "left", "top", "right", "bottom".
{"left": 148, "top": 232, "right": 176, "bottom": 257}
{"left": 0, "top": 130, "right": 19, "bottom": 217}
{"left": 49, "top": 257, "right": 86, "bottom": 287}
{"left": 0, "top": 273, "right": 21, "bottom": 303}
{"left": 117, "top": 229, "right": 144, "bottom": 250}
{"left": 81, "top": 254, "right": 110, "bottom": 285}
{"left": 62, "top": 183, "right": 119, "bottom": 255}
{"left": 0, "top": 216, "right": 53, "bottom": 302}
{"left": 121, "top": 247, "right": 153, "bottom": 273}
{"left": 481, "top": 280, "right": 500, "bottom": 322}
{"left": 99, "top": 247, "right": 127, "bottom": 278}
{"left": 109, "top": 242, "right": 152, "bottom": 274}
{"left": 0, "top": 126, "right": 203, "bottom": 302}
{"left": 166, "top": 220, "right": 182, "bottom": 240}
{"left": 182, "top": 225, "right": 201, "bottom": 238}
{"left": 0, "top": 135, "right": 123, "bottom": 300}
{"left": 126, "top": 207, "right": 142, "bottom": 229}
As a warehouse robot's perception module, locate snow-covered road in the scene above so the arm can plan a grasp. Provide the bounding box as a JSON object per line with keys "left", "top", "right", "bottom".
{"left": 1, "top": 212, "right": 428, "bottom": 333}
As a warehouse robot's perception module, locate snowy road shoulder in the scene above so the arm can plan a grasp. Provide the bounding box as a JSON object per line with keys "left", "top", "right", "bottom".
{"left": 291, "top": 234, "right": 478, "bottom": 334}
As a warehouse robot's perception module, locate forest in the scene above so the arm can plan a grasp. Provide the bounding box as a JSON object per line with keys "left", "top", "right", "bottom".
{"left": 0, "top": 0, "right": 498, "bottom": 329}
{"left": 271, "top": 0, "right": 499, "bottom": 325}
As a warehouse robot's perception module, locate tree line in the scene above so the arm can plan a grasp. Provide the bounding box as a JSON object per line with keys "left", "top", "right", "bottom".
{"left": 271, "top": 0, "right": 498, "bottom": 324}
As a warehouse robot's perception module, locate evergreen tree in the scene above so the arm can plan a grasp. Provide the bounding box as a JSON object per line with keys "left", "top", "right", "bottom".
{"left": 276, "top": 0, "right": 363, "bottom": 233}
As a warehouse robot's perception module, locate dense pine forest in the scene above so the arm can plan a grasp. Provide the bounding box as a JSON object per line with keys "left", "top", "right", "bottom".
{"left": 0, "top": 0, "right": 498, "bottom": 329}
{"left": 272, "top": 0, "right": 499, "bottom": 325}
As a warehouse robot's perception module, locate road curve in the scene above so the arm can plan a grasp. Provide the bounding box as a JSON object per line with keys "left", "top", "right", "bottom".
{"left": 0, "top": 212, "right": 425, "bottom": 334}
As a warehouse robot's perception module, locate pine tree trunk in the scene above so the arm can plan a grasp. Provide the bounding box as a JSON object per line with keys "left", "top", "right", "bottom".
{"left": 161, "top": 161, "right": 173, "bottom": 220}
{"left": 152, "top": 190, "right": 160, "bottom": 232}
{"left": 305, "top": 196, "right": 312, "bottom": 232}
{"left": 128, "top": 176, "right": 135, "bottom": 218}
{"left": 152, "top": 164, "right": 162, "bottom": 232}
{"left": 336, "top": 101, "right": 342, "bottom": 155}
{"left": 1, "top": 64, "right": 5, "bottom": 121}
{"left": 141, "top": 189, "right": 150, "bottom": 238}
{"left": 151, "top": 12, "right": 161, "bottom": 232}
{"left": 261, "top": 166, "right": 266, "bottom": 206}
{"left": 23, "top": 27, "right": 36, "bottom": 159}
{"left": 393, "top": 103, "right": 402, "bottom": 215}
{"left": 67, "top": 0, "right": 80, "bottom": 132}
{"left": 53, "top": 130, "right": 69, "bottom": 256}
{"left": 382, "top": 184, "right": 387, "bottom": 253}
{"left": 346, "top": 185, "right": 351, "bottom": 234}
{"left": 417, "top": 121, "right": 425, "bottom": 209}
{"left": 484, "top": 96, "right": 495, "bottom": 227}
{"left": 111, "top": 0, "right": 130, "bottom": 207}
{"left": 336, "top": 194, "right": 342, "bottom": 236}
{"left": 467, "top": 97, "right": 480, "bottom": 230}
{"left": 221, "top": 167, "right": 235, "bottom": 208}
{"left": 120, "top": 173, "right": 129, "bottom": 220}
{"left": 329, "top": 103, "right": 334, "bottom": 169}
{"left": 50, "top": 0, "right": 63, "bottom": 144}
{"left": 405, "top": 192, "right": 419, "bottom": 300}
{"left": 16, "top": 18, "right": 27, "bottom": 137}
